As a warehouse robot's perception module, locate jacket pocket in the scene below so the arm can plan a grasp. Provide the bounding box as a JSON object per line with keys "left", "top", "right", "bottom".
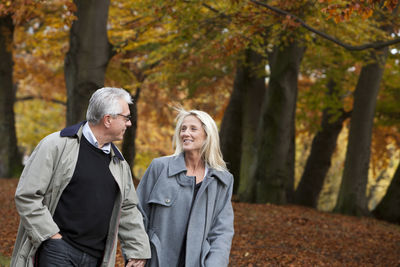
{"left": 18, "top": 238, "right": 33, "bottom": 259}
{"left": 147, "top": 180, "right": 180, "bottom": 207}
{"left": 147, "top": 230, "right": 161, "bottom": 267}
{"left": 14, "top": 238, "right": 35, "bottom": 267}
{"left": 200, "top": 239, "right": 211, "bottom": 266}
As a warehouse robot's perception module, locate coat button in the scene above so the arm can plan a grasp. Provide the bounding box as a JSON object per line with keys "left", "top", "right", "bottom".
{"left": 165, "top": 198, "right": 171, "bottom": 204}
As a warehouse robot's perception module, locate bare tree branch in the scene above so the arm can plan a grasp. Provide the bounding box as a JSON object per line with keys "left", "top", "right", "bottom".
{"left": 250, "top": 0, "right": 400, "bottom": 51}
{"left": 202, "top": 3, "right": 230, "bottom": 19}
{"left": 16, "top": 96, "right": 66, "bottom": 105}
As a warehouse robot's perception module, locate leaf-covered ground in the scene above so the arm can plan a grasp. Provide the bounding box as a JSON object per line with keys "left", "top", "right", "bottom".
{"left": 1, "top": 178, "right": 399, "bottom": 266}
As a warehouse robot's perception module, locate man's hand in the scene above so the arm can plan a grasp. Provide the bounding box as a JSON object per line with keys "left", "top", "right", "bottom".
{"left": 50, "top": 233, "right": 62, "bottom": 239}
{"left": 126, "top": 259, "right": 146, "bottom": 267}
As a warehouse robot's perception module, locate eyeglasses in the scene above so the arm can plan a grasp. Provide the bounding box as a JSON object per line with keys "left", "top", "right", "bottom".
{"left": 115, "top": 114, "right": 132, "bottom": 122}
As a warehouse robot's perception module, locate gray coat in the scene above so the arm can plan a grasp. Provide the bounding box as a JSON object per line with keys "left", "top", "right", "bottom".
{"left": 137, "top": 153, "right": 234, "bottom": 267}
{"left": 11, "top": 122, "right": 150, "bottom": 267}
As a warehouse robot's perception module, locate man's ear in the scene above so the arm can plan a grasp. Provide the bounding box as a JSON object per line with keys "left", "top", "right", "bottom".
{"left": 103, "top": 115, "right": 112, "bottom": 128}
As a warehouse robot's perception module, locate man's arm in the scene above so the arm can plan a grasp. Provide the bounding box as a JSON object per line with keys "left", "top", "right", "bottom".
{"left": 15, "top": 134, "right": 62, "bottom": 248}
{"left": 118, "top": 167, "right": 151, "bottom": 261}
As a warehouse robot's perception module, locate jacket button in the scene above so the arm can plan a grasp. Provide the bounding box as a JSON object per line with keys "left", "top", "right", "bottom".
{"left": 165, "top": 198, "right": 171, "bottom": 204}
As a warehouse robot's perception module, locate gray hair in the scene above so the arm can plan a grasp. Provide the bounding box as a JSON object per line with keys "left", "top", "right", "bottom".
{"left": 172, "top": 108, "right": 227, "bottom": 171}
{"left": 86, "top": 87, "right": 132, "bottom": 124}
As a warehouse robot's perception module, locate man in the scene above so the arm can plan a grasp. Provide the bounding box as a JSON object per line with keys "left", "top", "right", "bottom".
{"left": 11, "top": 87, "right": 150, "bottom": 267}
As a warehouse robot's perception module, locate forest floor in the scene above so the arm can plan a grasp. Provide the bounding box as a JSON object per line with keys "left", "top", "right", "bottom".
{"left": 1, "top": 178, "right": 399, "bottom": 267}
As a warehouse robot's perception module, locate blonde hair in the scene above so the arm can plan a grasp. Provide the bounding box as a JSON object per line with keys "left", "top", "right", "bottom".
{"left": 172, "top": 108, "right": 227, "bottom": 171}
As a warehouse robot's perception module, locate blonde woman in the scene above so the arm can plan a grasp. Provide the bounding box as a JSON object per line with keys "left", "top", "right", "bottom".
{"left": 137, "top": 108, "right": 234, "bottom": 267}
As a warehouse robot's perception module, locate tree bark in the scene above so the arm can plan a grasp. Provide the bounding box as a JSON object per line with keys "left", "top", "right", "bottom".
{"left": 220, "top": 60, "right": 245, "bottom": 194}
{"left": 334, "top": 47, "right": 389, "bottom": 216}
{"left": 372, "top": 162, "right": 400, "bottom": 224}
{"left": 235, "top": 50, "right": 266, "bottom": 201}
{"left": 250, "top": 40, "right": 306, "bottom": 204}
{"left": 0, "top": 14, "right": 23, "bottom": 178}
{"left": 64, "top": 0, "right": 114, "bottom": 125}
{"left": 121, "top": 58, "right": 158, "bottom": 176}
{"left": 122, "top": 89, "right": 140, "bottom": 175}
{"left": 220, "top": 49, "right": 266, "bottom": 196}
{"left": 294, "top": 79, "right": 350, "bottom": 207}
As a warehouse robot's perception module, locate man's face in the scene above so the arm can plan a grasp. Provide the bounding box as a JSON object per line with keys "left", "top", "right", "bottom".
{"left": 109, "top": 99, "right": 132, "bottom": 142}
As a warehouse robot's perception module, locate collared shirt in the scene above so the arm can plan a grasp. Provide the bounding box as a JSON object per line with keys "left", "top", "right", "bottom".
{"left": 204, "top": 165, "right": 209, "bottom": 180}
{"left": 82, "top": 122, "right": 111, "bottom": 154}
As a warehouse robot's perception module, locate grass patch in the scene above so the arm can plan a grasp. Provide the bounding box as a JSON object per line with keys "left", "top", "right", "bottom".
{"left": 0, "top": 253, "right": 10, "bottom": 267}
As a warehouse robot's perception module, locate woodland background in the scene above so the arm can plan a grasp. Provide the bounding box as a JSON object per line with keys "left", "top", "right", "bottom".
{"left": 1, "top": 0, "right": 400, "bottom": 265}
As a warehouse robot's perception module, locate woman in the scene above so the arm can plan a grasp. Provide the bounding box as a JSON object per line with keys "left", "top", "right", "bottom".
{"left": 137, "top": 108, "right": 234, "bottom": 267}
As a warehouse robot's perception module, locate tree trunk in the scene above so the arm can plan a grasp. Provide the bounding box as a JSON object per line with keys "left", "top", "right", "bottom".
{"left": 220, "top": 60, "right": 245, "bottom": 194}
{"left": 235, "top": 50, "right": 266, "bottom": 201}
{"left": 0, "top": 14, "right": 23, "bottom": 178}
{"left": 64, "top": 0, "right": 113, "bottom": 125}
{"left": 251, "top": 40, "right": 306, "bottom": 204}
{"left": 220, "top": 49, "right": 266, "bottom": 196}
{"left": 294, "top": 79, "right": 350, "bottom": 207}
{"left": 334, "top": 47, "right": 388, "bottom": 216}
{"left": 121, "top": 56, "right": 157, "bottom": 176}
{"left": 372, "top": 162, "right": 400, "bottom": 223}
{"left": 122, "top": 89, "right": 140, "bottom": 175}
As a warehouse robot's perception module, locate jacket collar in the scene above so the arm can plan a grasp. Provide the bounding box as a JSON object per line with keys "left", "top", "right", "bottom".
{"left": 168, "top": 152, "right": 229, "bottom": 186}
{"left": 60, "top": 121, "right": 124, "bottom": 161}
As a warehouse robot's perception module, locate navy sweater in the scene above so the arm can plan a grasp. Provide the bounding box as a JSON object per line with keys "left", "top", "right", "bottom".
{"left": 53, "top": 135, "right": 118, "bottom": 258}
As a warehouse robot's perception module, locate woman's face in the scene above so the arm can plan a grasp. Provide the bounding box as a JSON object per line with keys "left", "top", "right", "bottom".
{"left": 180, "top": 115, "right": 206, "bottom": 153}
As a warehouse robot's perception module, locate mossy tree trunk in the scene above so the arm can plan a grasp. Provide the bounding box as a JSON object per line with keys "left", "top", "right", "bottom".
{"left": 235, "top": 49, "right": 266, "bottom": 201}
{"left": 249, "top": 39, "right": 306, "bottom": 204}
{"left": 64, "top": 0, "right": 114, "bottom": 125}
{"left": 219, "top": 62, "right": 244, "bottom": 194}
{"left": 294, "top": 79, "right": 350, "bottom": 207}
{"left": 0, "top": 14, "right": 23, "bottom": 178}
{"left": 220, "top": 49, "right": 266, "bottom": 196}
{"left": 334, "top": 47, "right": 388, "bottom": 216}
{"left": 122, "top": 89, "right": 140, "bottom": 175}
{"left": 372, "top": 162, "right": 400, "bottom": 224}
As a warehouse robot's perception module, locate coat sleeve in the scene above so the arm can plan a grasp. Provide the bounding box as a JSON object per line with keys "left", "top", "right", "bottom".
{"left": 204, "top": 174, "right": 235, "bottom": 267}
{"left": 14, "top": 134, "right": 62, "bottom": 248}
{"left": 118, "top": 164, "right": 151, "bottom": 260}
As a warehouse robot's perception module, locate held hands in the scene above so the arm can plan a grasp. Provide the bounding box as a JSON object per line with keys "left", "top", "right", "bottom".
{"left": 49, "top": 234, "right": 146, "bottom": 267}
{"left": 49, "top": 234, "right": 146, "bottom": 266}
{"left": 50, "top": 233, "right": 146, "bottom": 267}
{"left": 126, "top": 259, "right": 146, "bottom": 267}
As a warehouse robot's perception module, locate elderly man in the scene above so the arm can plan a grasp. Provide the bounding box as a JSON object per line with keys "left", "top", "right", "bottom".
{"left": 11, "top": 87, "right": 150, "bottom": 267}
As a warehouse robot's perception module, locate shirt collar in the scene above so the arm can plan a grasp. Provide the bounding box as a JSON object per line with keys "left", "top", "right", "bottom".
{"left": 82, "top": 122, "right": 111, "bottom": 154}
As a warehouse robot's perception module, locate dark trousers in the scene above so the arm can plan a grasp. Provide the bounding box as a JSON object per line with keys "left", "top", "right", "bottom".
{"left": 38, "top": 239, "right": 100, "bottom": 267}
